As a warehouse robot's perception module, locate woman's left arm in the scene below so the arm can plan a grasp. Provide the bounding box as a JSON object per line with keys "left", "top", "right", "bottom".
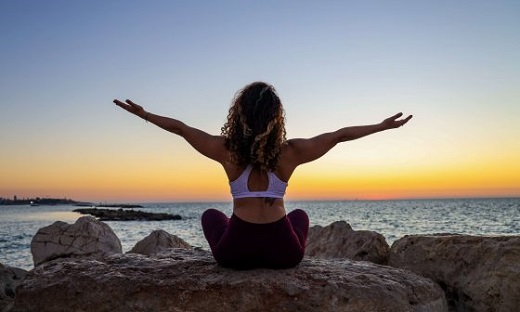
{"left": 335, "top": 112, "right": 413, "bottom": 142}
{"left": 113, "top": 99, "right": 228, "bottom": 163}
{"left": 284, "top": 112, "right": 413, "bottom": 166}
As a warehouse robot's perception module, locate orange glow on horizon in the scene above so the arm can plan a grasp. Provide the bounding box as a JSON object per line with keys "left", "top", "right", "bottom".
{"left": 3, "top": 162, "right": 519, "bottom": 203}
{"left": 2, "top": 139, "right": 519, "bottom": 202}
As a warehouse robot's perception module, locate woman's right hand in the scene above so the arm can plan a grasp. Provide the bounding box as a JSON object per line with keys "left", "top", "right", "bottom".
{"left": 113, "top": 99, "right": 147, "bottom": 119}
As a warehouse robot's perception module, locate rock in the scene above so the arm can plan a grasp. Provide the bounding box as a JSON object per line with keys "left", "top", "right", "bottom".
{"left": 13, "top": 248, "right": 447, "bottom": 312}
{"left": 128, "top": 229, "right": 191, "bottom": 256}
{"left": 73, "top": 208, "right": 182, "bottom": 221}
{"left": 30, "top": 216, "right": 122, "bottom": 266}
{"left": 0, "top": 263, "right": 27, "bottom": 312}
{"left": 305, "top": 221, "right": 390, "bottom": 264}
{"left": 388, "top": 234, "right": 520, "bottom": 312}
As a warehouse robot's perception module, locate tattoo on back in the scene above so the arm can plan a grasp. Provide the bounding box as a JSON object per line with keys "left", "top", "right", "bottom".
{"left": 264, "top": 197, "right": 276, "bottom": 206}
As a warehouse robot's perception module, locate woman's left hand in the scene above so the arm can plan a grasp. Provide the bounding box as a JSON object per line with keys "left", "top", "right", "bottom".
{"left": 381, "top": 112, "right": 413, "bottom": 129}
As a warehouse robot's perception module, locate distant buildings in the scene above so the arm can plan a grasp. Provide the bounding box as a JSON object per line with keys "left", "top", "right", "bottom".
{"left": 0, "top": 196, "right": 79, "bottom": 205}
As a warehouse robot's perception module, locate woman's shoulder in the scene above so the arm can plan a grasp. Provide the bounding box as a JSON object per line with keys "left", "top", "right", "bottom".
{"left": 280, "top": 140, "right": 300, "bottom": 159}
{"left": 222, "top": 162, "right": 248, "bottom": 181}
{"left": 275, "top": 144, "right": 299, "bottom": 180}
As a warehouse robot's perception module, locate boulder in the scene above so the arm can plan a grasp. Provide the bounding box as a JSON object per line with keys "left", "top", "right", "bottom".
{"left": 13, "top": 248, "right": 447, "bottom": 312}
{"left": 30, "top": 216, "right": 122, "bottom": 266}
{"left": 128, "top": 229, "right": 191, "bottom": 256}
{"left": 389, "top": 234, "right": 520, "bottom": 312}
{"left": 305, "top": 221, "right": 390, "bottom": 264}
{"left": 0, "top": 263, "right": 27, "bottom": 312}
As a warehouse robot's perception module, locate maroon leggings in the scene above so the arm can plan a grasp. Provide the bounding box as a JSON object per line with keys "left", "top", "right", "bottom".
{"left": 201, "top": 209, "right": 309, "bottom": 269}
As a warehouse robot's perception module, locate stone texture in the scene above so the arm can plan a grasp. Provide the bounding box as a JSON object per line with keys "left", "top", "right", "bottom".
{"left": 305, "top": 221, "right": 390, "bottom": 264}
{"left": 30, "top": 216, "right": 122, "bottom": 266}
{"left": 0, "top": 263, "right": 27, "bottom": 312}
{"left": 128, "top": 229, "right": 191, "bottom": 256}
{"left": 13, "top": 248, "right": 447, "bottom": 312}
{"left": 389, "top": 234, "right": 520, "bottom": 312}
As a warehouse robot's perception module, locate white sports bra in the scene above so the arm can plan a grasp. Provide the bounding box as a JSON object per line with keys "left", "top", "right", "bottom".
{"left": 230, "top": 165, "right": 287, "bottom": 199}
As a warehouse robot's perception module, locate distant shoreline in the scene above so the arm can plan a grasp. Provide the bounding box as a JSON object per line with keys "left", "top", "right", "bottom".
{"left": 0, "top": 197, "right": 142, "bottom": 208}
{"left": 0, "top": 197, "right": 83, "bottom": 206}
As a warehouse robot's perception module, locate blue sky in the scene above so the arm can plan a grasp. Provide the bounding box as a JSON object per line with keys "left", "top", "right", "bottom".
{"left": 1, "top": 1, "right": 519, "bottom": 201}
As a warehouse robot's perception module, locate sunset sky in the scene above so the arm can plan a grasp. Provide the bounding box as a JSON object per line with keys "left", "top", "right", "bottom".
{"left": 1, "top": 1, "right": 519, "bottom": 202}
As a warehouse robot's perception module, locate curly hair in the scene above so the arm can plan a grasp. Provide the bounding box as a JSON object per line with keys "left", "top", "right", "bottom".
{"left": 221, "top": 82, "right": 287, "bottom": 171}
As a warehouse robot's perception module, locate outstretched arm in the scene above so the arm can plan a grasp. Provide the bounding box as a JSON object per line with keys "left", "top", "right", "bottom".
{"left": 286, "top": 113, "right": 413, "bottom": 166}
{"left": 113, "top": 99, "right": 228, "bottom": 163}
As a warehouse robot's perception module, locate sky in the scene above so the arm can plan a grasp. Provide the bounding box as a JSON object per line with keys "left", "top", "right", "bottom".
{"left": 1, "top": 1, "right": 519, "bottom": 203}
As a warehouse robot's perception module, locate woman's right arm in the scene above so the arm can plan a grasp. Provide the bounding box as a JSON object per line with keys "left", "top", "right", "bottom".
{"left": 285, "top": 113, "right": 412, "bottom": 166}
{"left": 113, "top": 99, "right": 228, "bottom": 163}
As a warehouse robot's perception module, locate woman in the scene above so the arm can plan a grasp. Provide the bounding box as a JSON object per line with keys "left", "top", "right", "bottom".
{"left": 113, "top": 81, "right": 412, "bottom": 269}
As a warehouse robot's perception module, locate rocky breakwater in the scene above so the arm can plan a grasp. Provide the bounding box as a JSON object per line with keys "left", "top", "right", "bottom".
{"left": 389, "top": 234, "right": 520, "bottom": 312}
{"left": 11, "top": 218, "right": 448, "bottom": 312}
{"left": 73, "top": 207, "right": 182, "bottom": 221}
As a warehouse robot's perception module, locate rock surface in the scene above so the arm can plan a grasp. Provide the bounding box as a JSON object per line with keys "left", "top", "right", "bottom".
{"left": 389, "top": 234, "right": 520, "bottom": 312}
{"left": 0, "top": 264, "right": 27, "bottom": 312}
{"left": 305, "top": 221, "right": 390, "bottom": 264}
{"left": 73, "top": 208, "right": 182, "bottom": 221}
{"left": 128, "top": 229, "right": 191, "bottom": 256}
{"left": 13, "top": 248, "right": 447, "bottom": 312}
{"left": 30, "top": 216, "right": 122, "bottom": 266}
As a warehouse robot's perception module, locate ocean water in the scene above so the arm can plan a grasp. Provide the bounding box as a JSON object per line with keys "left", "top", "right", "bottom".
{"left": 1, "top": 198, "right": 519, "bottom": 270}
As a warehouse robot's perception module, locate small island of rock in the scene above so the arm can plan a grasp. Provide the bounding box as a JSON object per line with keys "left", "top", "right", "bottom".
{"left": 73, "top": 208, "right": 182, "bottom": 221}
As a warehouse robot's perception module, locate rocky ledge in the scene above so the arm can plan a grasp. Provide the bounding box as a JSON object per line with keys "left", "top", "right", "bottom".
{"left": 0, "top": 264, "right": 27, "bottom": 312}
{"left": 4, "top": 217, "right": 520, "bottom": 312}
{"left": 389, "top": 234, "right": 520, "bottom": 312}
{"left": 12, "top": 249, "right": 447, "bottom": 312}
{"left": 73, "top": 207, "right": 182, "bottom": 221}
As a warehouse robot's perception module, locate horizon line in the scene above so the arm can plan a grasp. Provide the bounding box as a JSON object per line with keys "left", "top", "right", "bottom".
{"left": 2, "top": 194, "right": 519, "bottom": 205}
{"left": 72, "top": 195, "right": 520, "bottom": 205}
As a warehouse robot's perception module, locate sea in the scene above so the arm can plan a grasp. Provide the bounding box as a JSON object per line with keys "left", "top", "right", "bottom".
{"left": 1, "top": 198, "right": 519, "bottom": 270}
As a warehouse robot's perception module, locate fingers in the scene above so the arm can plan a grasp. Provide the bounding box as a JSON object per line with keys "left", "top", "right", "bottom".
{"left": 397, "top": 114, "right": 413, "bottom": 127}
{"left": 113, "top": 99, "right": 136, "bottom": 115}
{"left": 125, "top": 99, "right": 143, "bottom": 110}
{"left": 384, "top": 112, "right": 412, "bottom": 128}
{"left": 113, "top": 99, "right": 127, "bottom": 109}
{"left": 384, "top": 112, "right": 403, "bottom": 123}
{"left": 113, "top": 99, "right": 141, "bottom": 110}
{"left": 393, "top": 112, "right": 404, "bottom": 119}
{"left": 391, "top": 112, "right": 412, "bottom": 122}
